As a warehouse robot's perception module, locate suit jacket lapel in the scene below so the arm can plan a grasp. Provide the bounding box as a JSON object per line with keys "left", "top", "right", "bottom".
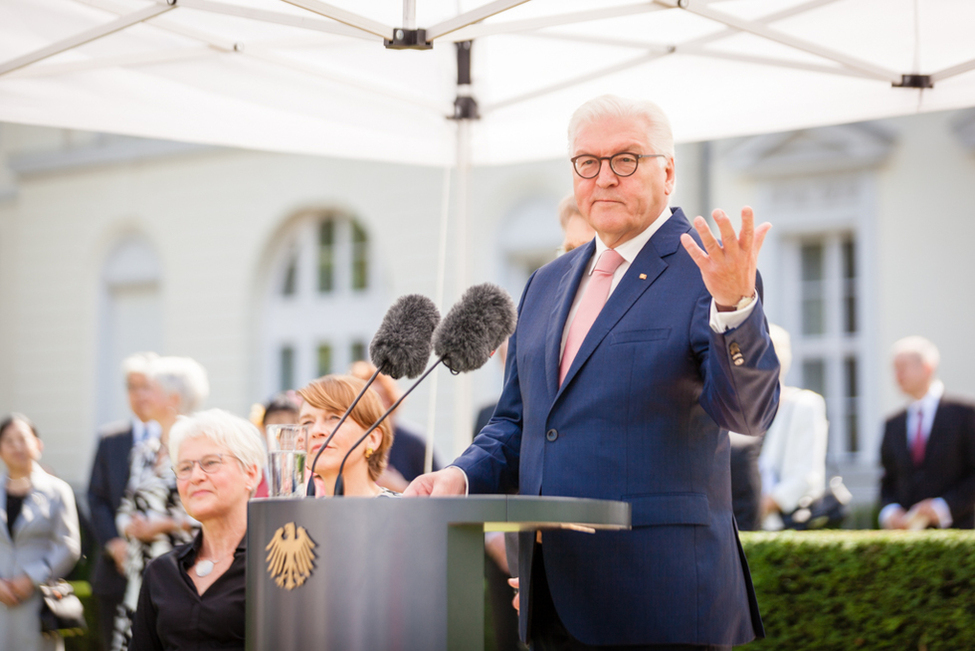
{"left": 545, "top": 240, "right": 595, "bottom": 399}
{"left": 556, "top": 212, "right": 688, "bottom": 395}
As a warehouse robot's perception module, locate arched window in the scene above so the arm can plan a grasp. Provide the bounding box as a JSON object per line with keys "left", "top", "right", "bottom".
{"left": 261, "top": 209, "right": 386, "bottom": 396}
{"left": 97, "top": 234, "right": 163, "bottom": 425}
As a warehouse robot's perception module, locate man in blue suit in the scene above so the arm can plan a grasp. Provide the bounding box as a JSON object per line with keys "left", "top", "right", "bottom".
{"left": 407, "top": 95, "right": 779, "bottom": 650}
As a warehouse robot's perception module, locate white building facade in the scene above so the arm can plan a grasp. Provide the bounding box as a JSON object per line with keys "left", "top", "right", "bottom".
{"left": 1, "top": 109, "right": 973, "bottom": 510}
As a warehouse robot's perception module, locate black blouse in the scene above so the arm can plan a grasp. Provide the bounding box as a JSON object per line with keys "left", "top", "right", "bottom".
{"left": 129, "top": 530, "right": 247, "bottom": 651}
{"left": 5, "top": 493, "right": 24, "bottom": 538}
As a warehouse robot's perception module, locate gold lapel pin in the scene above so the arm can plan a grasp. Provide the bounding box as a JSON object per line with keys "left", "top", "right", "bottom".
{"left": 639, "top": 273, "right": 647, "bottom": 280}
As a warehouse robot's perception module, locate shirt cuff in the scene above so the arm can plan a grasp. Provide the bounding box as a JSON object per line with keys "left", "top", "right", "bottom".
{"left": 878, "top": 503, "right": 903, "bottom": 528}
{"left": 931, "top": 498, "right": 953, "bottom": 528}
{"left": 448, "top": 465, "right": 470, "bottom": 496}
{"left": 709, "top": 292, "right": 758, "bottom": 333}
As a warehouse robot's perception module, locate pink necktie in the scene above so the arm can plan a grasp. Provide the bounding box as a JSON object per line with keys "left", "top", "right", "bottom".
{"left": 911, "top": 409, "right": 925, "bottom": 466}
{"left": 560, "top": 249, "right": 625, "bottom": 386}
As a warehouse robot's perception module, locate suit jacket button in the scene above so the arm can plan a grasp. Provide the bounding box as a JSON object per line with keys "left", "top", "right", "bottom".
{"left": 546, "top": 429, "right": 558, "bottom": 442}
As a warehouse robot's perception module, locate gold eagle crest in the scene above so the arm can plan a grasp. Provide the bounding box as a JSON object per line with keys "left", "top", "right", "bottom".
{"left": 265, "top": 522, "right": 316, "bottom": 590}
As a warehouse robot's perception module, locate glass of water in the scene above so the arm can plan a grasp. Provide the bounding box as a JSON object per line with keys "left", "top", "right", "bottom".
{"left": 265, "top": 424, "right": 308, "bottom": 498}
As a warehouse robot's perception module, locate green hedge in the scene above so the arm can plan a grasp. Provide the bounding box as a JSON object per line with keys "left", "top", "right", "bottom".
{"left": 60, "top": 533, "right": 975, "bottom": 651}
{"left": 741, "top": 530, "right": 975, "bottom": 650}
{"left": 64, "top": 580, "right": 99, "bottom": 651}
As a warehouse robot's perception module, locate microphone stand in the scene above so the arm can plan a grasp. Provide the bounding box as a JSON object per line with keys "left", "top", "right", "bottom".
{"left": 333, "top": 360, "right": 445, "bottom": 496}
{"left": 305, "top": 366, "right": 381, "bottom": 497}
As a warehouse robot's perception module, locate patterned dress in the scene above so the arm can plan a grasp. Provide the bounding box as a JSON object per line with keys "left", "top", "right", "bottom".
{"left": 110, "top": 438, "right": 195, "bottom": 651}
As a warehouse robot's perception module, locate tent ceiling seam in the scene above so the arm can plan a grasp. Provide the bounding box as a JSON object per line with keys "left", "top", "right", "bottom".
{"left": 5, "top": 46, "right": 214, "bottom": 78}
{"left": 281, "top": 0, "right": 393, "bottom": 40}
{"left": 679, "top": 1, "right": 900, "bottom": 83}
{"left": 435, "top": 2, "right": 667, "bottom": 42}
{"left": 425, "top": 0, "right": 532, "bottom": 41}
{"left": 178, "top": 0, "right": 380, "bottom": 41}
{"left": 0, "top": 2, "right": 175, "bottom": 76}
{"left": 483, "top": 51, "right": 669, "bottom": 114}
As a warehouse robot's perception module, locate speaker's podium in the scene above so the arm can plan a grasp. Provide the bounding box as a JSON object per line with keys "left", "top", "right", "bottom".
{"left": 247, "top": 495, "right": 629, "bottom": 651}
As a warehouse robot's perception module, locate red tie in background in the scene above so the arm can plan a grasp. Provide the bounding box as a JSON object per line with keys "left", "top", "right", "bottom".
{"left": 911, "top": 409, "right": 926, "bottom": 466}
{"left": 559, "top": 249, "right": 625, "bottom": 386}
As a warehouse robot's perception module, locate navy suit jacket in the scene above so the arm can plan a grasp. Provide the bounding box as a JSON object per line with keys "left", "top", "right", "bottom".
{"left": 453, "top": 208, "right": 780, "bottom": 647}
{"left": 880, "top": 397, "right": 975, "bottom": 528}
{"left": 87, "top": 421, "right": 134, "bottom": 599}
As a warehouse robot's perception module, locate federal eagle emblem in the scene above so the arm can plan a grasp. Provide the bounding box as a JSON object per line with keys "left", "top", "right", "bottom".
{"left": 265, "top": 522, "right": 316, "bottom": 590}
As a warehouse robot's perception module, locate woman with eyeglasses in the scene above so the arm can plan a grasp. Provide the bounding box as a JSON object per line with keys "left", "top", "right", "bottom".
{"left": 111, "top": 356, "right": 209, "bottom": 651}
{"left": 128, "top": 409, "right": 264, "bottom": 651}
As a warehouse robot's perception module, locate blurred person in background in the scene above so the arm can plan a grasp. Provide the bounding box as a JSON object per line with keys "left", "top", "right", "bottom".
{"left": 298, "top": 375, "right": 397, "bottom": 497}
{"left": 261, "top": 393, "right": 300, "bottom": 430}
{"left": 557, "top": 194, "right": 596, "bottom": 255}
{"left": 349, "top": 362, "right": 439, "bottom": 491}
{"left": 88, "top": 352, "right": 161, "bottom": 650}
{"left": 129, "top": 409, "right": 264, "bottom": 651}
{"left": 0, "top": 414, "right": 81, "bottom": 651}
{"left": 112, "top": 356, "right": 209, "bottom": 651}
{"left": 757, "top": 325, "right": 828, "bottom": 530}
{"left": 250, "top": 393, "right": 300, "bottom": 498}
{"left": 880, "top": 336, "right": 975, "bottom": 530}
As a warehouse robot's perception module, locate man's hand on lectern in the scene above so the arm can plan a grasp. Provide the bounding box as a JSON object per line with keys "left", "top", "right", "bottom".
{"left": 403, "top": 466, "right": 467, "bottom": 496}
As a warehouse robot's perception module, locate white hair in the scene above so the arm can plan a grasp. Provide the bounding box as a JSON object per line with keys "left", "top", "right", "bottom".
{"left": 567, "top": 95, "right": 675, "bottom": 160}
{"left": 767, "top": 324, "right": 792, "bottom": 384}
{"left": 169, "top": 408, "right": 266, "bottom": 475}
{"left": 557, "top": 193, "right": 581, "bottom": 230}
{"left": 892, "top": 336, "right": 940, "bottom": 369}
{"left": 150, "top": 356, "right": 210, "bottom": 414}
{"left": 121, "top": 351, "right": 158, "bottom": 379}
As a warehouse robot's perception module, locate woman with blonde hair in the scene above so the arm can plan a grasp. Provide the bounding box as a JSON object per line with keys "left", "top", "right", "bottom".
{"left": 298, "top": 375, "right": 396, "bottom": 497}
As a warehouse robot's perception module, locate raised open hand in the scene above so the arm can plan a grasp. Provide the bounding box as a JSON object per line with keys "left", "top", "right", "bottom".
{"left": 679, "top": 206, "right": 771, "bottom": 310}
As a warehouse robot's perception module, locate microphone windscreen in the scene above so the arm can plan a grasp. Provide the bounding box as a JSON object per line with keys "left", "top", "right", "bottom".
{"left": 433, "top": 283, "right": 517, "bottom": 373}
{"left": 370, "top": 294, "right": 440, "bottom": 379}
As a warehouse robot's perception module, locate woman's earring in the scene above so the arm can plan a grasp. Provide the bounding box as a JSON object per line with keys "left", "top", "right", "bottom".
{"left": 364, "top": 447, "right": 374, "bottom": 460}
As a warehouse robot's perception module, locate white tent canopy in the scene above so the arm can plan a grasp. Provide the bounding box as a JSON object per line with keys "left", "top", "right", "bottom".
{"left": 4, "top": 0, "right": 975, "bottom": 464}
{"left": 4, "top": 0, "right": 975, "bottom": 165}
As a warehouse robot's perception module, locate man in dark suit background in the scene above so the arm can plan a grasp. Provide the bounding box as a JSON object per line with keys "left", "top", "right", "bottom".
{"left": 407, "top": 95, "right": 780, "bottom": 650}
{"left": 87, "top": 352, "right": 161, "bottom": 649}
{"left": 880, "top": 336, "right": 975, "bottom": 530}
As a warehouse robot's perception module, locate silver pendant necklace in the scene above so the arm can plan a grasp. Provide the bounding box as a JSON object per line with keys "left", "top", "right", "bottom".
{"left": 195, "top": 557, "right": 222, "bottom": 577}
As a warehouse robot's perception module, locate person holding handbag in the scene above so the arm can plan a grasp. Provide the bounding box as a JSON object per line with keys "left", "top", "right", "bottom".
{"left": 0, "top": 413, "right": 81, "bottom": 651}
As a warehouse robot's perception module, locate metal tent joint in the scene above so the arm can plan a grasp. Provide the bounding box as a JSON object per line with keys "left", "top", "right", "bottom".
{"left": 451, "top": 96, "right": 480, "bottom": 120}
{"left": 894, "top": 74, "right": 933, "bottom": 89}
{"left": 384, "top": 28, "right": 431, "bottom": 50}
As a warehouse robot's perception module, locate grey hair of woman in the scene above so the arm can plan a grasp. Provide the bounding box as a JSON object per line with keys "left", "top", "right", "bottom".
{"left": 168, "top": 409, "right": 267, "bottom": 493}
{"left": 150, "top": 356, "right": 210, "bottom": 414}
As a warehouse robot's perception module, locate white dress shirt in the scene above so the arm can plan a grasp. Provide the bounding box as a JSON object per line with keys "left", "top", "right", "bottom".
{"left": 132, "top": 417, "right": 161, "bottom": 448}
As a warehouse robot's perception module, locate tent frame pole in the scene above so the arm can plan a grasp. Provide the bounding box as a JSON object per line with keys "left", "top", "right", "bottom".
{"left": 0, "top": 2, "right": 175, "bottom": 76}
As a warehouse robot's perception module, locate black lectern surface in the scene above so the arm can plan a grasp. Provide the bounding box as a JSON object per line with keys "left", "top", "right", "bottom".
{"left": 247, "top": 496, "right": 629, "bottom": 651}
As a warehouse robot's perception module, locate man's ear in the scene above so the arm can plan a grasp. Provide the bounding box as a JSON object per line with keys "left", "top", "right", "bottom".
{"left": 664, "top": 157, "right": 676, "bottom": 196}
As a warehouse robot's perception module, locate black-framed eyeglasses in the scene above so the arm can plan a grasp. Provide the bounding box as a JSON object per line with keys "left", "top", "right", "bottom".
{"left": 174, "top": 453, "right": 238, "bottom": 480}
{"left": 570, "top": 152, "right": 665, "bottom": 179}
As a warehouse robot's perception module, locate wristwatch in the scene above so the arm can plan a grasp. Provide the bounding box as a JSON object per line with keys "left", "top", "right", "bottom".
{"left": 733, "top": 292, "right": 756, "bottom": 311}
